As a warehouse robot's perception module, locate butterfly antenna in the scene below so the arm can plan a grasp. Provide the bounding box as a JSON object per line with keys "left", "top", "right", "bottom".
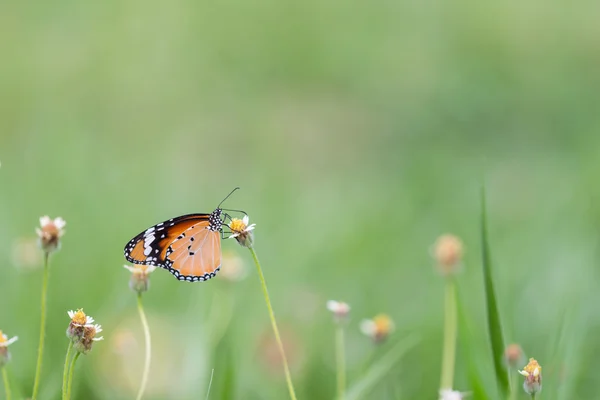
{"left": 218, "top": 187, "right": 240, "bottom": 209}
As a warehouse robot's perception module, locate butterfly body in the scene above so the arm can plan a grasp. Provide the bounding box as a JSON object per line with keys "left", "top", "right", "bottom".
{"left": 124, "top": 208, "right": 225, "bottom": 282}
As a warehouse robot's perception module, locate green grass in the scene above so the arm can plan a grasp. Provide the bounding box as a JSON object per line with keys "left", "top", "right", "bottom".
{"left": 1, "top": 0, "right": 600, "bottom": 398}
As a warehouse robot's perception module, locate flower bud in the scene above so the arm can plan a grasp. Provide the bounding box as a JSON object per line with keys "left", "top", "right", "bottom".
{"left": 433, "top": 234, "right": 463, "bottom": 276}
{"left": 36, "top": 216, "right": 66, "bottom": 254}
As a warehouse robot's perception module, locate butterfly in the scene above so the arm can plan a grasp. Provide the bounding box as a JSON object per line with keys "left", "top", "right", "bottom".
{"left": 123, "top": 189, "right": 239, "bottom": 282}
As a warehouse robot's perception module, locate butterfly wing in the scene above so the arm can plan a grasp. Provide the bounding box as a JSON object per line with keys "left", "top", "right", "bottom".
{"left": 124, "top": 213, "right": 222, "bottom": 281}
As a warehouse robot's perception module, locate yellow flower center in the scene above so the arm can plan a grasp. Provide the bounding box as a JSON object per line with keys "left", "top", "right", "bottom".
{"left": 0, "top": 331, "right": 5, "bottom": 344}
{"left": 373, "top": 314, "right": 393, "bottom": 334}
{"left": 229, "top": 218, "right": 247, "bottom": 233}
{"left": 72, "top": 309, "right": 87, "bottom": 325}
{"left": 523, "top": 358, "right": 541, "bottom": 375}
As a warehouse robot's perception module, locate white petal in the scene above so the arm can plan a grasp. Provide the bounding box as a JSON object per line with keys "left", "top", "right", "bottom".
{"left": 123, "top": 265, "right": 136, "bottom": 273}
{"left": 86, "top": 316, "right": 95, "bottom": 324}
{"left": 326, "top": 300, "right": 339, "bottom": 312}
{"left": 39, "top": 216, "right": 51, "bottom": 227}
{"left": 242, "top": 215, "right": 250, "bottom": 225}
{"left": 246, "top": 224, "right": 256, "bottom": 231}
{"left": 533, "top": 367, "right": 539, "bottom": 377}
{"left": 0, "top": 336, "right": 18, "bottom": 347}
{"left": 93, "top": 336, "right": 104, "bottom": 341}
{"left": 54, "top": 217, "right": 66, "bottom": 229}
{"left": 68, "top": 310, "right": 75, "bottom": 318}
{"left": 518, "top": 370, "right": 529, "bottom": 377}
{"left": 360, "top": 320, "right": 376, "bottom": 336}
{"left": 228, "top": 233, "right": 240, "bottom": 239}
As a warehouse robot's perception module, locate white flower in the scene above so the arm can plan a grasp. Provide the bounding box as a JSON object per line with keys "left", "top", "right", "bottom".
{"left": 36, "top": 216, "right": 66, "bottom": 253}
{"left": 439, "top": 389, "right": 466, "bottom": 400}
{"left": 326, "top": 300, "right": 350, "bottom": 318}
{"left": 228, "top": 215, "right": 256, "bottom": 239}
{"left": 0, "top": 332, "right": 18, "bottom": 347}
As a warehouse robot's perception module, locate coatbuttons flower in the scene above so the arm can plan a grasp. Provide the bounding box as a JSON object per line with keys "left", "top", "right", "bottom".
{"left": 432, "top": 234, "right": 463, "bottom": 276}
{"left": 0, "top": 330, "right": 18, "bottom": 368}
{"left": 519, "top": 358, "right": 542, "bottom": 395}
{"left": 123, "top": 264, "right": 157, "bottom": 293}
{"left": 360, "top": 314, "right": 394, "bottom": 343}
{"left": 36, "top": 216, "right": 66, "bottom": 253}
{"left": 228, "top": 215, "right": 256, "bottom": 248}
{"left": 326, "top": 300, "right": 350, "bottom": 322}
{"left": 66, "top": 309, "right": 95, "bottom": 342}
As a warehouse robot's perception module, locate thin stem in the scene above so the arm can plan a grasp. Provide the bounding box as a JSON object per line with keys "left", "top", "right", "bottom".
{"left": 62, "top": 341, "right": 73, "bottom": 400}
{"left": 136, "top": 293, "right": 152, "bottom": 400}
{"left": 2, "top": 367, "right": 11, "bottom": 400}
{"left": 440, "top": 277, "right": 457, "bottom": 390}
{"left": 66, "top": 352, "right": 81, "bottom": 400}
{"left": 335, "top": 325, "right": 346, "bottom": 400}
{"left": 248, "top": 247, "right": 297, "bottom": 400}
{"left": 32, "top": 252, "right": 50, "bottom": 400}
{"left": 205, "top": 368, "right": 215, "bottom": 400}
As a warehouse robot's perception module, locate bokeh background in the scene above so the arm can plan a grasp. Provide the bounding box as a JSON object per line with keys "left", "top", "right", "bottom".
{"left": 2, "top": 1, "right": 600, "bottom": 399}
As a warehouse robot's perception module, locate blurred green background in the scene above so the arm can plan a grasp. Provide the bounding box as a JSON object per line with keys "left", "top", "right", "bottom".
{"left": 2, "top": 0, "right": 600, "bottom": 399}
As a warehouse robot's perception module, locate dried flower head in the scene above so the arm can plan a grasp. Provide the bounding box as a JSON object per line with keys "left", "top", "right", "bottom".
{"left": 432, "top": 234, "right": 463, "bottom": 276}
{"left": 36, "top": 216, "right": 66, "bottom": 254}
{"left": 218, "top": 251, "right": 248, "bottom": 282}
{"left": 326, "top": 300, "right": 350, "bottom": 322}
{"left": 74, "top": 324, "right": 104, "bottom": 354}
{"left": 0, "top": 330, "right": 18, "bottom": 368}
{"left": 360, "top": 314, "right": 394, "bottom": 343}
{"left": 519, "top": 358, "right": 542, "bottom": 395}
{"left": 439, "top": 389, "right": 468, "bottom": 400}
{"left": 228, "top": 215, "right": 256, "bottom": 248}
{"left": 123, "top": 264, "right": 157, "bottom": 293}
{"left": 504, "top": 343, "right": 525, "bottom": 368}
{"left": 66, "top": 309, "right": 95, "bottom": 342}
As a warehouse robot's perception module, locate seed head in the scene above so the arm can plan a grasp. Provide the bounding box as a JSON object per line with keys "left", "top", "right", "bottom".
{"left": 433, "top": 234, "right": 463, "bottom": 276}
{"left": 36, "top": 216, "right": 66, "bottom": 254}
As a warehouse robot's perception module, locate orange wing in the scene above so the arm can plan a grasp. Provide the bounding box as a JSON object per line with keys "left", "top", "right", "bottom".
{"left": 162, "top": 222, "right": 222, "bottom": 281}
{"left": 124, "top": 209, "right": 224, "bottom": 282}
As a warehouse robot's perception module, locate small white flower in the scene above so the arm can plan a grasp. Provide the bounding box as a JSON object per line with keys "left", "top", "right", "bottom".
{"left": 0, "top": 332, "right": 18, "bottom": 347}
{"left": 327, "top": 300, "right": 350, "bottom": 318}
{"left": 228, "top": 215, "right": 256, "bottom": 239}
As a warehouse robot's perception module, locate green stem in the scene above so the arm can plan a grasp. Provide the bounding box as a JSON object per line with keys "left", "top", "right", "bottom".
{"left": 248, "top": 247, "right": 297, "bottom": 400}
{"left": 335, "top": 325, "right": 346, "bottom": 400}
{"left": 136, "top": 293, "right": 152, "bottom": 400}
{"left": 66, "top": 352, "right": 81, "bottom": 400}
{"left": 62, "top": 341, "right": 73, "bottom": 400}
{"left": 32, "top": 252, "right": 50, "bottom": 400}
{"left": 2, "top": 367, "right": 11, "bottom": 400}
{"left": 440, "top": 277, "right": 457, "bottom": 390}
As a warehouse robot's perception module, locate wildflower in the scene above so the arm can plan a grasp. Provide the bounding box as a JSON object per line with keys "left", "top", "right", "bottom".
{"left": 66, "top": 309, "right": 97, "bottom": 346}
{"left": 439, "top": 389, "right": 467, "bottom": 400}
{"left": 432, "top": 234, "right": 463, "bottom": 276}
{"left": 123, "top": 264, "right": 157, "bottom": 293}
{"left": 360, "top": 314, "right": 394, "bottom": 343}
{"left": 326, "top": 300, "right": 350, "bottom": 322}
{"left": 36, "top": 216, "right": 66, "bottom": 254}
{"left": 0, "top": 331, "right": 18, "bottom": 368}
{"left": 519, "top": 358, "right": 542, "bottom": 395}
{"left": 218, "top": 251, "right": 248, "bottom": 282}
{"left": 228, "top": 215, "right": 256, "bottom": 248}
{"left": 504, "top": 343, "right": 525, "bottom": 368}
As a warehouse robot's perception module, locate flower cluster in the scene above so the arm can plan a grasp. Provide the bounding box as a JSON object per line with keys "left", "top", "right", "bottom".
{"left": 66, "top": 309, "right": 103, "bottom": 354}
{"left": 123, "top": 264, "right": 157, "bottom": 293}
{"left": 0, "top": 330, "right": 18, "bottom": 368}
{"left": 519, "top": 358, "right": 542, "bottom": 395}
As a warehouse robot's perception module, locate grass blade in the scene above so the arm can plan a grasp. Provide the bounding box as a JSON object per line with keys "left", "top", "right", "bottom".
{"left": 480, "top": 185, "right": 509, "bottom": 397}
{"left": 344, "top": 334, "right": 420, "bottom": 400}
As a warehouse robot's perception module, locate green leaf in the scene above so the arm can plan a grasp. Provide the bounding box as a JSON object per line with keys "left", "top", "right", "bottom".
{"left": 344, "top": 334, "right": 420, "bottom": 400}
{"left": 480, "top": 185, "right": 510, "bottom": 397}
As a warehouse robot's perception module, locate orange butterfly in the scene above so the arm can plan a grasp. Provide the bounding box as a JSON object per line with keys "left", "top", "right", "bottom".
{"left": 124, "top": 189, "right": 239, "bottom": 282}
